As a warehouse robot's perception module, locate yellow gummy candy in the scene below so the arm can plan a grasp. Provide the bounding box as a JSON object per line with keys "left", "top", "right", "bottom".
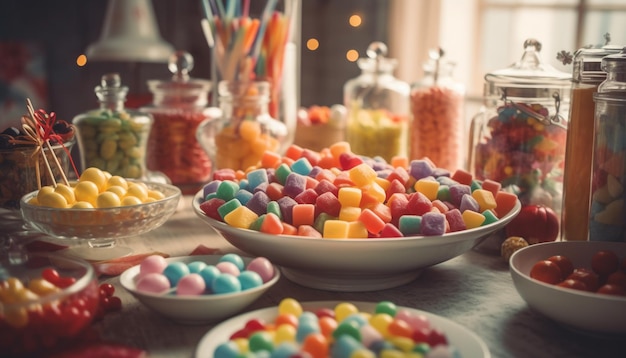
{"left": 472, "top": 189, "right": 497, "bottom": 212}
{"left": 224, "top": 206, "right": 259, "bottom": 229}
{"left": 349, "top": 163, "right": 377, "bottom": 187}
{"left": 323, "top": 220, "right": 350, "bottom": 239}
{"left": 338, "top": 187, "right": 362, "bottom": 208}
{"left": 414, "top": 179, "right": 440, "bottom": 201}
{"left": 347, "top": 221, "right": 368, "bottom": 238}
{"left": 462, "top": 210, "right": 486, "bottom": 229}
{"left": 339, "top": 206, "right": 362, "bottom": 222}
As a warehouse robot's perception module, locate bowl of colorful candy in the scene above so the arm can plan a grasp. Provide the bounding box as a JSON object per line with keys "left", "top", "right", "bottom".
{"left": 509, "top": 240, "right": 626, "bottom": 337}
{"left": 193, "top": 142, "right": 521, "bottom": 291}
{"left": 0, "top": 252, "right": 100, "bottom": 356}
{"left": 19, "top": 167, "right": 181, "bottom": 261}
{"left": 120, "top": 253, "right": 280, "bottom": 324}
{"left": 196, "top": 298, "right": 490, "bottom": 357}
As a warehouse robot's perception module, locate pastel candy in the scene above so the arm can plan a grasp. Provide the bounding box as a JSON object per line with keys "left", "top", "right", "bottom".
{"left": 349, "top": 163, "right": 377, "bottom": 187}
{"left": 380, "top": 223, "right": 404, "bottom": 237}
{"left": 459, "top": 194, "right": 480, "bottom": 213}
{"left": 284, "top": 172, "right": 307, "bottom": 198}
{"left": 277, "top": 196, "right": 298, "bottom": 224}
{"left": 224, "top": 205, "right": 259, "bottom": 229}
{"left": 247, "top": 168, "right": 269, "bottom": 190}
{"left": 218, "top": 198, "right": 242, "bottom": 219}
{"left": 339, "top": 206, "right": 361, "bottom": 222}
{"left": 294, "top": 188, "right": 319, "bottom": 205}
{"left": 398, "top": 215, "right": 421, "bottom": 236}
{"left": 275, "top": 163, "right": 292, "bottom": 185}
{"left": 386, "top": 167, "right": 410, "bottom": 186}
{"left": 338, "top": 187, "right": 362, "bottom": 208}
{"left": 266, "top": 182, "right": 285, "bottom": 201}
{"left": 449, "top": 184, "right": 471, "bottom": 207}
{"left": 421, "top": 212, "right": 446, "bottom": 236}
{"left": 315, "top": 192, "right": 341, "bottom": 217}
{"left": 359, "top": 208, "right": 386, "bottom": 234}
{"left": 451, "top": 168, "right": 473, "bottom": 185}
{"left": 235, "top": 189, "right": 253, "bottom": 206}
{"left": 444, "top": 209, "right": 466, "bottom": 232}
{"left": 472, "top": 189, "right": 496, "bottom": 212}
{"left": 292, "top": 204, "right": 316, "bottom": 227}
{"left": 203, "top": 180, "right": 222, "bottom": 198}
{"left": 291, "top": 157, "right": 313, "bottom": 175}
{"left": 314, "top": 212, "right": 334, "bottom": 233}
{"left": 482, "top": 209, "right": 499, "bottom": 225}
{"left": 298, "top": 224, "right": 323, "bottom": 238}
{"left": 315, "top": 179, "right": 338, "bottom": 196}
{"left": 267, "top": 200, "right": 282, "bottom": 219}
{"left": 462, "top": 210, "right": 485, "bottom": 229}
{"left": 409, "top": 159, "right": 434, "bottom": 180}
{"left": 406, "top": 192, "right": 432, "bottom": 216}
{"left": 216, "top": 180, "right": 240, "bottom": 201}
{"left": 323, "top": 220, "right": 350, "bottom": 238}
{"left": 494, "top": 191, "right": 518, "bottom": 218}
{"left": 260, "top": 212, "right": 284, "bottom": 234}
{"left": 199, "top": 197, "right": 226, "bottom": 221}
{"left": 414, "top": 179, "right": 439, "bottom": 201}
{"left": 247, "top": 191, "right": 271, "bottom": 216}
{"left": 347, "top": 221, "right": 368, "bottom": 238}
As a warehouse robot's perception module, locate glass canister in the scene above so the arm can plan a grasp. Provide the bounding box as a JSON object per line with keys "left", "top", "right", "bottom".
{"left": 197, "top": 81, "right": 288, "bottom": 173}
{"left": 589, "top": 48, "right": 626, "bottom": 242}
{"left": 469, "top": 39, "right": 571, "bottom": 227}
{"left": 410, "top": 48, "right": 465, "bottom": 171}
{"left": 73, "top": 73, "right": 152, "bottom": 179}
{"left": 344, "top": 42, "right": 410, "bottom": 162}
{"left": 561, "top": 44, "right": 623, "bottom": 241}
{"left": 142, "top": 51, "right": 217, "bottom": 194}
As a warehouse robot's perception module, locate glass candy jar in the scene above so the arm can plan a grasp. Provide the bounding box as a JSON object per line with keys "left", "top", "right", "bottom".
{"left": 73, "top": 73, "right": 152, "bottom": 179}
{"left": 142, "top": 51, "right": 218, "bottom": 194}
{"left": 589, "top": 48, "right": 626, "bottom": 242}
{"left": 561, "top": 44, "right": 622, "bottom": 241}
{"left": 197, "top": 81, "right": 288, "bottom": 173}
{"left": 469, "top": 39, "right": 571, "bottom": 225}
{"left": 344, "top": 42, "right": 410, "bottom": 162}
{"left": 410, "top": 48, "right": 465, "bottom": 171}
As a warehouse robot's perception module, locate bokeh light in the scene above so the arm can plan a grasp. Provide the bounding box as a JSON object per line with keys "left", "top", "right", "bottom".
{"left": 306, "top": 38, "right": 319, "bottom": 51}
{"left": 346, "top": 50, "right": 359, "bottom": 62}
{"left": 76, "top": 54, "right": 87, "bottom": 67}
{"left": 349, "top": 14, "right": 362, "bottom": 27}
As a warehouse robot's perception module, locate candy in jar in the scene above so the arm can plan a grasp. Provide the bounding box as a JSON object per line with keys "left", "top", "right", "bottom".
{"left": 142, "top": 51, "right": 218, "bottom": 194}
{"left": 197, "top": 81, "right": 288, "bottom": 172}
{"left": 589, "top": 47, "right": 626, "bottom": 242}
{"left": 561, "top": 43, "right": 622, "bottom": 241}
{"left": 73, "top": 73, "right": 152, "bottom": 179}
{"left": 469, "top": 39, "right": 571, "bottom": 235}
{"left": 344, "top": 42, "right": 410, "bottom": 162}
{"left": 410, "top": 48, "right": 465, "bottom": 171}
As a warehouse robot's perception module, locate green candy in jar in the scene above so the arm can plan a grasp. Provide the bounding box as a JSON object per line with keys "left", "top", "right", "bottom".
{"left": 73, "top": 74, "right": 153, "bottom": 179}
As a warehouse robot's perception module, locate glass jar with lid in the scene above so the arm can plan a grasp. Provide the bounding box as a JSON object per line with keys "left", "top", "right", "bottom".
{"left": 73, "top": 73, "right": 153, "bottom": 179}
{"left": 469, "top": 39, "right": 571, "bottom": 234}
{"left": 197, "top": 80, "right": 288, "bottom": 173}
{"left": 410, "top": 48, "right": 465, "bottom": 171}
{"left": 561, "top": 43, "right": 623, "bottom": 241}
{"left": 344, "top": 42, "right": 410, "bottom": 163}
{"left": 142, "top": 51, "right": 218, "bottom": 194}
{"left": 589, "top": 47, "right": 626, "bottom": 242}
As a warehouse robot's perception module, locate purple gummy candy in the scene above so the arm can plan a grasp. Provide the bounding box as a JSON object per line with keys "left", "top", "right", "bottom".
{"left": 283, "top": 172, "right": 307, "bottom": 198}
{"left": 449, "top": 184, "right": 471, "bottom": 207}
{"left": 409, "top": 160, "right": 434, "bottom": 181}
{"left": 421, "top": 212, "right": 446, "bottom": 236}
{"left": 431, "top": 167, "right": 450, "bottom": 178}
{"left": 308, "top": 166, "right": 323, "bottom": 179}
{"left": 459, "top": 194, "right": 480, "bottom": 213}
{"left": 377, "top": 169, "right": 392, "bottom": 179}
{"left": 277, "top": 196, "right": 298, "bottom": 224}
{"left": 253, "top": 182, "right": 269, "bottom": 193}
{"left": 246, "top": 191, "right": 271, "bottom": 216}
{"left": 203, "top": 180, "right": 222, "bottom": 198}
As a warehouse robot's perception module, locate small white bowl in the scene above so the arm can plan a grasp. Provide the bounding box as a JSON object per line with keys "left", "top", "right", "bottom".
{"left": 510, "top": 241, "right": 626, "bottom": 337}
{"left": 120, "top": 255, "right": 280, "bottom": 325}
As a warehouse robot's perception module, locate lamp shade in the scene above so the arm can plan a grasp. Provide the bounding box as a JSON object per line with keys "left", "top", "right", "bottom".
{"left": 86, "top": 0, "right": 174, "bottom": 62}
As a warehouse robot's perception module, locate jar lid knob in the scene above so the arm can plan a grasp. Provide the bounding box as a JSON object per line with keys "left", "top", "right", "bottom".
{"left": 366, "top": 42, "right": 388, "bottom": 60}
{"left": 168, "top": 50, "right": 194, "bottom": 82}
{"left": 95, "top": 73, "right": 128, "bottom": 102}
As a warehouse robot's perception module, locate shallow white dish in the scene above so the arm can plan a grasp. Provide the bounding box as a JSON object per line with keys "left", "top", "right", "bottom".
{"left": 195, "top": 301, "right": 490, "bottom": 358}
{"left": 510, "top": 241, "right": 626, "bottom": 337}
{"left": 120, "top": 255, "right": 280, "bottom": 325}
{"left": 193, "top": 190, "right": 520, "bottom": 291}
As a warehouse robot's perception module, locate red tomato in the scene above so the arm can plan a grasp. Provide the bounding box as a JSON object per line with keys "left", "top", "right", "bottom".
{"left": 530, "top": 260, "right": 562, "bottom": 284}
{"left": 591, "top": 250, "right": 620, "bottom": 276}
{"left": 556, "top": 279, "right": 588, "bottom": 291}
{"left": 606, "top": 270, "right": 626, "bottom": 289}
{"left": 567, "top": 268, "right": 600, "bottom": 292}
{"left": 505, "top": 205, "right": 559, "bottom": 244}
{"left": 547, "top": 255, "right": 574, "bottom": 279}
{"left": 597, "top": 284, "right": 626, "bottom": 296}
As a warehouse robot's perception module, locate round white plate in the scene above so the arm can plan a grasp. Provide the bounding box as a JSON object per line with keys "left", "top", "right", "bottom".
{"left": 195, "top": 301, "right": 490, "bottom": 357}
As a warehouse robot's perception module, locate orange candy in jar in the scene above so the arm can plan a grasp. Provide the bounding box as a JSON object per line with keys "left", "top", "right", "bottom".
{"left": 142, "top": 51, "right": 217, "bottom": 194}
{"left": 410, "top": 48, "right": 465, "bottom": 171}
{"left": 198, "top": 81, "right": 288, "bottom": 172}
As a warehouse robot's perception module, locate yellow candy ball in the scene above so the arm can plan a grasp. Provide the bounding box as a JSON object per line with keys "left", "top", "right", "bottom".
{"left": 38, "top": 191, "right": 68, "bottom": 208}
{"left": 106, "top": 175, "right": 128, "bottom": 190}
{"left": 147, "top": 189, "right": 165, "bottom": 200}
{"left": 28, "top": 278, "right": 59, "bottom": 296}
{"left": 278, "top": 298, "right": 302, "bottom": 317}
{"left": 36, "top": 186, "right": 55, "bottom": 202}
{"left": 54, "top": 184, "right": 76, "bottom": 205}
{"left": 96, "top": 191, "right": 121, "bottom": 208}
{"left": 126, "top": 183, "right": 148, "bottom": 202}
{"left": 74, "top": 181, "right": 100, "bottom": 205}
{"left": 106, "top": 185, "right": 127, "bottom": 199}
{"left": 72, "top": 201, "right": 94, "bottom": 209}
{"left": 79, "top": 167, "right": 107, "bottom": 191}
{"left": 121, "top": 196, "right": 142, "bottom": 206}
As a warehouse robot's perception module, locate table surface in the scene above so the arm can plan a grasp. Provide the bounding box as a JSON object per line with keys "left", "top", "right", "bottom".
{"left": 4, "top": 196, "right": 624, "bottom": 358}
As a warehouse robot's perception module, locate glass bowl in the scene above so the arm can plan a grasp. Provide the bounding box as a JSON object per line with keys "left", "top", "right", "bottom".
{"left": 20, "top": 181, "right": 181, "bottom": 261}
{"left": 0, "top": 252, "right": 99, "bottom": 356}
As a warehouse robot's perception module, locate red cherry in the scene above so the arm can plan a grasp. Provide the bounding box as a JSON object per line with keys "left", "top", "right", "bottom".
{"left": 42, "top": 268, "right": 61, "bottom": 285}
{"left": 56, "top": 276, "right": 77, "bottom": 289}
{"left": 105, "top": 296, "right": 122, "bottom": 312}
{"left": 99, "top": 283, "right": 115, "bottom": 298}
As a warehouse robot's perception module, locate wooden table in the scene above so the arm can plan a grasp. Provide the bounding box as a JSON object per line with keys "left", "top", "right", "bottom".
{"left": 5, "top": 196, "right": 623, "bottom": 357}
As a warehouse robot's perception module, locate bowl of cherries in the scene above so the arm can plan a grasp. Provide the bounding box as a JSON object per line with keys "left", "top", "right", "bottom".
{"left": 509, "top": 240, "right": 626, "bottom": 337}
{"left": 0, "top": 252, "right": 121, "bottom": 356}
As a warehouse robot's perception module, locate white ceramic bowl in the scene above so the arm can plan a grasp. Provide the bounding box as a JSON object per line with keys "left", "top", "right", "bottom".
{"left": 196, "top": 301, "right": 490, "bottom": 358}
{"left": 120, "top": 255, "right": 280, "bottom": 324}
{"left": 193, "top": 190, "right": 521, "bottom": 292}
{"left": 510, "top": 241, "right": 626, "bottom": 337}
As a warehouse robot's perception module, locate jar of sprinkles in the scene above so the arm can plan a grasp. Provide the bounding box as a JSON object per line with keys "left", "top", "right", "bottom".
{"left": 469, "top": 39, "right": 571, "bottom": 228}
{"left": 142, "top": 51, "right": 218, "bottom": 194}
{"left": 590, "top": 47, "right": 626, "bottom": 242}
